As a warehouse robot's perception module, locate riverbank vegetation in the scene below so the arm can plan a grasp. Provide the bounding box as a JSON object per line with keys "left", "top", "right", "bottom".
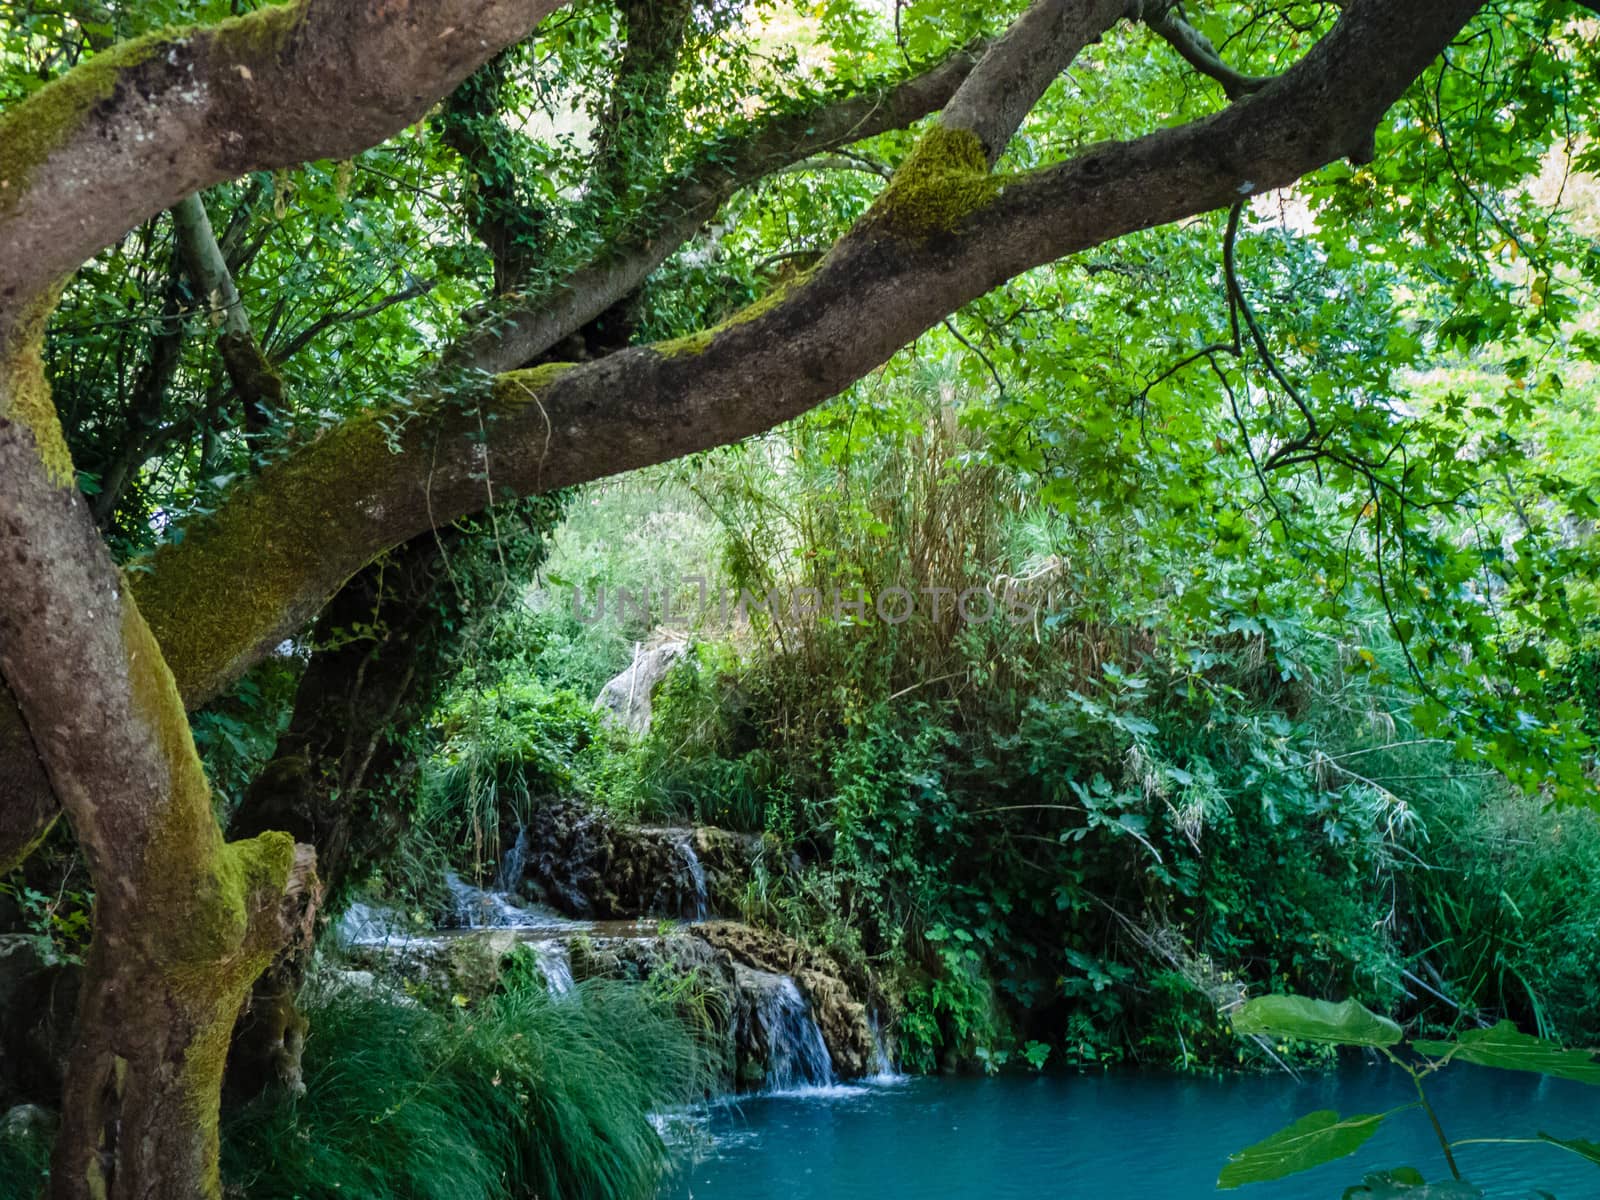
{"left": 2, "top": 1, "right": 1600, "bottom": 1197}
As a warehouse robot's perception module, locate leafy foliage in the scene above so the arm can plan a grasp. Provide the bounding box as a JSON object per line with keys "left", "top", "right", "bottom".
{"left": 1230, "top": 996, "right": 1403, "bottom": 1048}
{"left": 1221, "top": 992, "right": 1600, "bottom": 1192}
{"left": 1218, "top": 1109, "right": 1388, "bottom": 1190}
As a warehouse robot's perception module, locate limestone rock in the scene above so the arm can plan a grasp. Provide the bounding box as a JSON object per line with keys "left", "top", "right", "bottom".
{"left": 594, "top": 641, "right": 688, "bottom": 734}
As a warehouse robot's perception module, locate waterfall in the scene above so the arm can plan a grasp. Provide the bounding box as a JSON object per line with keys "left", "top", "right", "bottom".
{"left": 444, "top": 870, "right": 581, "bottom": 931}
{"left": 755, "top": 974, "right": 835, "bottom": 1091}
{"left": 445, "top": 870, "right": 538, "bottom": 928}
{"left": 336, "top": 900, "right": 410, "bottom": 946}
{"left": 867, "top": 1010, "right": 901, "bottom": 1080}
{"left": 495, "top": 825, "right": 532, "bottom": 893}
{"left": 679, "top": 836, "right": 709, "bottom": 921}
{"left": 532, "top": 939, "right": 577, "bottom": 999}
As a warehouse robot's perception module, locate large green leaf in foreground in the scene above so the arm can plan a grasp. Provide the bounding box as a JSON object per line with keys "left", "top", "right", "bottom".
{"left": 1230, "top": 995, "right": 1403, "bottom": 1048}
{"left": 1217, "top": 1110, "right": 1386, "bottom": 1189}
{"left": 1411, "top": 1022, "right": 1600, "bottom": 1085}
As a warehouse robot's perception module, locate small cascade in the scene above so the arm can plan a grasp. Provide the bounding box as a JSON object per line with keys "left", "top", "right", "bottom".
{"left": 445, "top": 870, "right": 527, "bottom": 927}
{"left": 866, "top": 1011, "right": 901, "bottom": 1080}
{"left": 495, "top": 825, "right": 532, "bottom": 894}
{"left": 336, "top": 900, "right": 411, "bottom": 946}
{"left": 532, "top": 939, "right": 577, "bottom": 999}
{"left": 754, "top": 974, "right": 835, "bottom": 1091}
{"left": 679, "top": 836, "right": 709, "bottom": 921}
{"left": 444, "top": 870, "right": 584, "bottom": 931}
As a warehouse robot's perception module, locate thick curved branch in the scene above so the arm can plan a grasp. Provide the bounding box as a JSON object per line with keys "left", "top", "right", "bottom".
{"left": 124, "top": 0, "right": 1487, "bottom": 715}
{"left": 0, "top": 332, "right": 312, "bottom": 1194}
{"left": 452, "top": 47, "right": 982, "bottom": 374}
{"left": 0, "top": 0, "right": 570, "bottom": 337}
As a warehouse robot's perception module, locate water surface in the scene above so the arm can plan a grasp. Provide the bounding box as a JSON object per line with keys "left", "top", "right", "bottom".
{"left": 663, "top": 1067, "right": 1600, "bottom": 1198}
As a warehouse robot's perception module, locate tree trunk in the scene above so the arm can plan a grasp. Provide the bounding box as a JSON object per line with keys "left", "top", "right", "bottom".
{"left": 0, "top": 310, "right": 315, "bottom": 1200}
{"left": 53, "top": 846, "right": 315, "bottom": 1200}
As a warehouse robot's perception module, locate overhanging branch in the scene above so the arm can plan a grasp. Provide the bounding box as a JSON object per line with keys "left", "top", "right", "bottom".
{"left": 1147, "top": 5, "right": 1273, "bottom": 98}
{"left": 450, "top": 46, "right": 982, "bottom": 374}
{"left": 0, "top": 0, "right": 571, "bottom": 336}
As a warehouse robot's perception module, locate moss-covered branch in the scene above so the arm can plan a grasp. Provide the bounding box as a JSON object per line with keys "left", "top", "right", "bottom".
{"left": 0, "top": 0, "right": 571, "bottom": 337}
{"left": 448, "top": 46, "right": 983, "bottom": 374}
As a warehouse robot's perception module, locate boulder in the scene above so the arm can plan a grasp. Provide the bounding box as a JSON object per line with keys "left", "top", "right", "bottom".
{"left": 594, "top": 641, "right": 688, "bottom": 734}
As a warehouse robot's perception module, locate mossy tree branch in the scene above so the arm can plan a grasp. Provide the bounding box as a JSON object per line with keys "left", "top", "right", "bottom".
{"left": 0, "top": 0, "right": 572, "bottom": 339}
{"left": 939, "top": 0, "right": 1135, "bottom": 165}
{"left": 447, "top": 45, "right": 983, "bottom": 375}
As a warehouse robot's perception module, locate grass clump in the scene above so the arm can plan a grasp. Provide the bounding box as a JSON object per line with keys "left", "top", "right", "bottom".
{"left": 222, "top": 956, "right": 702, "bottom": 1200}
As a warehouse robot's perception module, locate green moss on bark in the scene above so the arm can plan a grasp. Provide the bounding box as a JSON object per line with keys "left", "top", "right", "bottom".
{"left": 492, "top": 361, "right": 579, "bottom": 404}
{"left": 655, "top": 268, "right": 816, "bottom": 358}
{"left": 120, "top": 592, "right": 299, "bottom": 1190}
{"left": 211, "top": 0, "right": 306, "bottom": 62}
{"left": 0, "top": 34, "right": 165, "bottom": 215}
{"left": 132, "top": 411, "right": 401, "bottom": 702}
{"left": 0, "top": 1, "right": 305, "bottom": 219}
{"left": 870, "top": 124, "right": 998, "bottom": 237}
{"left": 121, "top": 591, "right": 295, "bottom": 964}
{"left": 0, "top": 291, "right": 74, "bottom": 486}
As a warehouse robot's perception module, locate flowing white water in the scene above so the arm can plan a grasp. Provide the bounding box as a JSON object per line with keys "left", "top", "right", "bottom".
{"left": 866, "top": 1010, "right": 901, "bottom": 1081}
{"left": 335, "top": 900, "right": 414, "bottom": 946}
{"left": 495, "top": 824, "right": 532, "bottom": 893}
{"left": 679, "top": 836, "right": 709, "bottom": 921}
{"left": 754, "top": 974, "right": 835, "bottom": 1092}
{"left": 444, "top": 871, "right": 575, "bottom": 931}
{"left": 531, "top": 939, "right": 577, "bottom": 999}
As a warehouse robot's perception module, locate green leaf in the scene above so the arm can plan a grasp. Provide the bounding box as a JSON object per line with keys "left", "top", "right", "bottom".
{"left": 1218, "top": 1110, "right": 1387, "bottom": 1189}
{"left": 1231, "top": 995, "right": 1403, "bottom": 1047}
{"left": 1341, "top": 1168, "right": 1484, "bottom": 1198}
{"left": 1411, "top": 1022, "right": 1600, "bottom": 1084}
{"left": 1538, "top": 1132, "right": 1600, "bottom": 1166}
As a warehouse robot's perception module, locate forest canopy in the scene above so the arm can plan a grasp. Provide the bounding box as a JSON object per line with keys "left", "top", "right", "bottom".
{"left": 2, "top": 1, "right": 1600, "bottom": 1198}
